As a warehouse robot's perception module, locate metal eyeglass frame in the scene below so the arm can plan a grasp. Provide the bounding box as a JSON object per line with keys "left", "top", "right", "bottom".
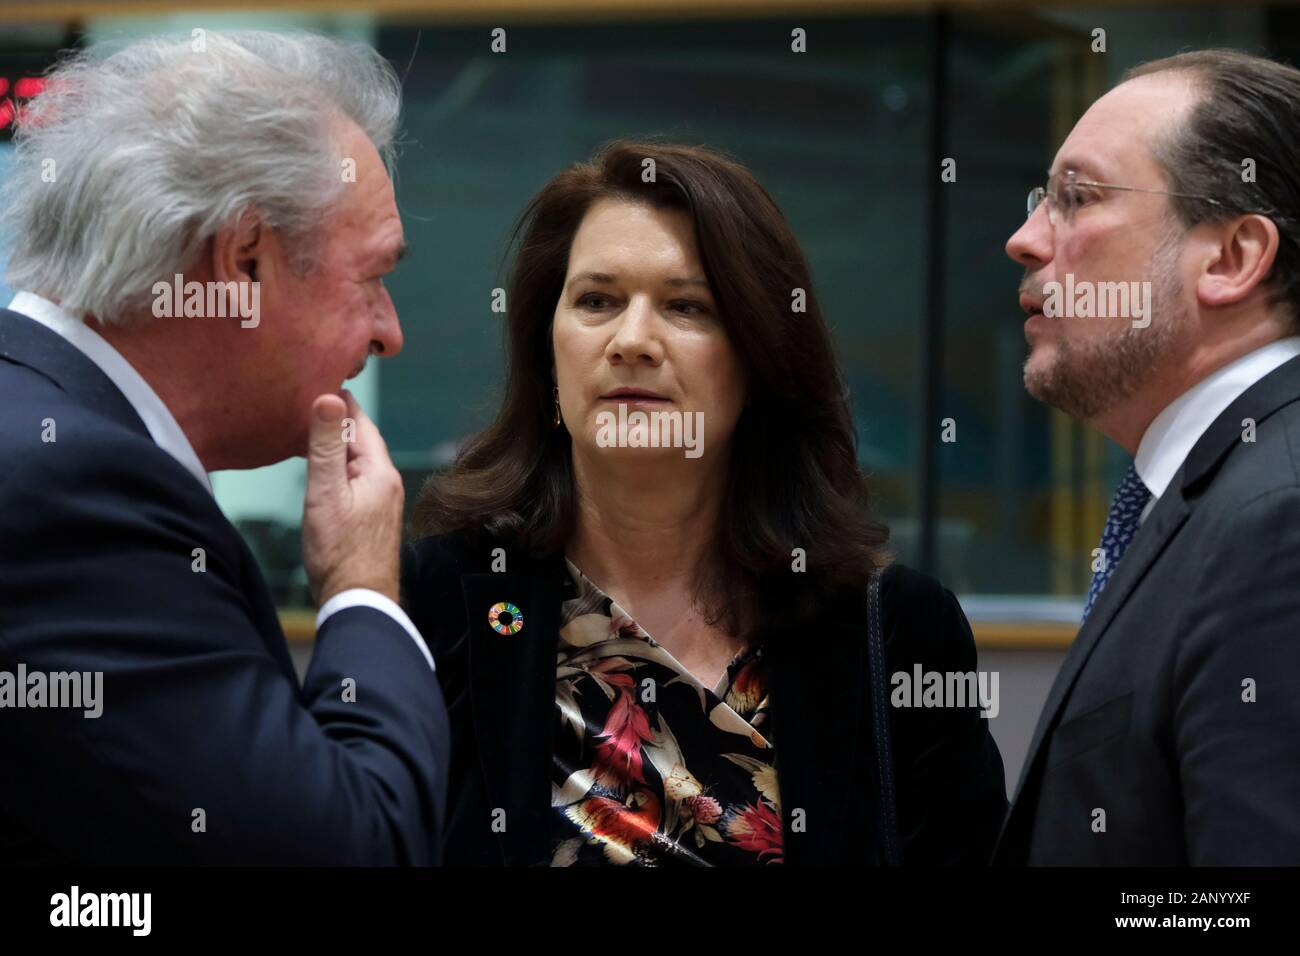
{"left": 1027, "top": 168, "right": 1227, "bottom": 225}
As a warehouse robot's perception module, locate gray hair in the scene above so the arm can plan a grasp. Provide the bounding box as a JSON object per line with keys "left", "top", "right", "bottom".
{"left": 0, "top": 30, "right": 402, "bottom": 324}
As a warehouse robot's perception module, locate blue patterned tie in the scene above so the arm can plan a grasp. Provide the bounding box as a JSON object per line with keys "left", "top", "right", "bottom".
{"left": 1082, "top": 463, "right": 1152, "bottom": 622}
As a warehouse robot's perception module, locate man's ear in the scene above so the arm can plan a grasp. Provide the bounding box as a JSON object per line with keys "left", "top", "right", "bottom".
{"left": 211, "top": 210, "right": 266, "bottom": 285}
{"left": 1197, "top": 213, "right": 1281, "bottom": 308}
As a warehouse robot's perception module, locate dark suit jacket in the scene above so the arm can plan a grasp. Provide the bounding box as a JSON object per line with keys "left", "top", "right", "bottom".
{"left": 0, "top": 308, "right": 450, "bottom": 864}
{"left": 995, "top": 354, "right": 1300, "bottom": 865}
{"left": 403, "top": 531, "right": 1007, "bottom": 865}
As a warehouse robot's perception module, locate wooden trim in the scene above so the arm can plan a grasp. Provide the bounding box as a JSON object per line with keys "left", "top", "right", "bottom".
{"left": 278, "top": 610, "right": 1076, "bottom": 649}
{"left": 280, "top": 608, "right": 317, "bottom": 644}
{"left": 0, "top": 0, "right": 1220, "bottom": 26}
{"left": 0, "top": 0, "right": 944, "bottom": 25}
{"left": 969, "top": 620, "right": 1075, "bottom": 650}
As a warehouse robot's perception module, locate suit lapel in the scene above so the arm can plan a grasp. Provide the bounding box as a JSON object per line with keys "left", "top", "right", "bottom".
{"left": 0, "top": 309, "right": 150, "bottom": 439}
{"left": 996, "top": 488, "right": 1188, "bottom": 861}
{"left": 1180, "top": 353, "right": 1300, "bottom": 492}
{"left": 461, "top": 557, "right": 868, "bottom": 866}
{"left": 1003, "top": 355, "right": 1300, "bottom": 852}
{"left": 1010, "top": 488, "right": 1189, "bottom": 809}
{"left": 462, "top": 556, "right": 566, "bottom": 866}
{"left": 3, "top": 309, "right": 299, "bottom": 683}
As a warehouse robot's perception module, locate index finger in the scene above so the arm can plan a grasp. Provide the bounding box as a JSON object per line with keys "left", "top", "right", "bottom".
{"left": 340, "top": 389, "right": 390, "bottom": 463}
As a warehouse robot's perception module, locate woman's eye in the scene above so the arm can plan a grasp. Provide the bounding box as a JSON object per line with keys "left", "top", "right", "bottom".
{"left": 578, "top": 293, "right": 612, "bottom": 309}
{"left": 670, "top": 300, "right": 710, "bottom": 316}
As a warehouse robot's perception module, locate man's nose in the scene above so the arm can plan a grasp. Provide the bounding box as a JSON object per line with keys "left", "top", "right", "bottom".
{"left": 371, "top": 300, "right": 404, "bottom": 358}
{"left": 1006, "top": 203, "right": 1054, "bottom": 272}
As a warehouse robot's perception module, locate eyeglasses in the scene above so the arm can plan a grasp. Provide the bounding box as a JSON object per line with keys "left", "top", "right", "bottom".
{"left": 1027, "top": 168, "right": 1226, "bottom": 226}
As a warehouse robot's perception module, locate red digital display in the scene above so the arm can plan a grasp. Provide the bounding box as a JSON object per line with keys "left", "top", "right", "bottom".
{"left": 0, "top": 75, "right": 46, "bottom": 131}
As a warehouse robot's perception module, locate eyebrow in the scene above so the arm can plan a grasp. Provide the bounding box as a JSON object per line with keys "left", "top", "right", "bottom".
{"left": 1050, "top": 158, "right": 1111, "bottom": 182}
{"left": 564, "top": 271, "right": 711, "bottom": 291}
{"left": 566, "top": 271, "right": 614, "bottom": 289}
{"left": 665, "top": 276, "right": 710, "bottom": 289}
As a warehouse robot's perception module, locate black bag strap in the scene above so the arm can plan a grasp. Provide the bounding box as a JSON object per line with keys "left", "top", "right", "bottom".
{"left": 866, "top": 570, "right": 902, "bottom": 865}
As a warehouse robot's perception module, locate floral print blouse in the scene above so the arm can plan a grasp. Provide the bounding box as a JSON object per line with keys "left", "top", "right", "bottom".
{"left": 550, "top": 558, "right": 783, "bottom": 866}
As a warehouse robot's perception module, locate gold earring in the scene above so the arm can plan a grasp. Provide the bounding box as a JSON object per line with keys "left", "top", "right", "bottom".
{"left": 553, "top": 386, "right": 562, "bottom": 428}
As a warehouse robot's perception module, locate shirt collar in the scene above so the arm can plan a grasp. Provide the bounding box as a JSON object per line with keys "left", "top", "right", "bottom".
{"left": 9, "top": 291, "right": 214, "bottom": 495}
{"left": 1135, "top": 335, "right": 1300, "bottom": 504}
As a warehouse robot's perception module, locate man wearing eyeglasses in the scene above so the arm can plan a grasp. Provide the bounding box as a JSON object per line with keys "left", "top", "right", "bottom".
{"left": 995, "top": 49, "right": 1300, "bottom": 865}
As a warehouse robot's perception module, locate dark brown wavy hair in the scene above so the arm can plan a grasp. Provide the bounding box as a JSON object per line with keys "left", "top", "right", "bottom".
{"left": 413, "top": 138, "right": 890, "bottom": 638}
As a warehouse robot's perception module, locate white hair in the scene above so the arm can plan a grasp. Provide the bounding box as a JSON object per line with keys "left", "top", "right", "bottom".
{"left": 0, "top": 30, "right": 402, "bottom": 324}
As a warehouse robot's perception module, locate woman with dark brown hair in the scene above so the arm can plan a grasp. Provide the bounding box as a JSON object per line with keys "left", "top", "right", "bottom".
{"left": 402, "top": 139, "right": 1006, "bottom": 866}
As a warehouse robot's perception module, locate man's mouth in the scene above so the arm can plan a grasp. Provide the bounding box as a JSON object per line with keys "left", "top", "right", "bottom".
{"left": 1019, "top": 292, "right": 1045, "bottom": 319}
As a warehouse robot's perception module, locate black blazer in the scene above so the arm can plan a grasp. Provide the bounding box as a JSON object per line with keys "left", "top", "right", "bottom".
{"left": 995, "top": 354, "right": 1300, "bottom": 865}
{"left": 403, "top": 532, "right": 1007, "bottom": 865}
{"left": 0, "top": 308, "right": 450, "bottom": 864}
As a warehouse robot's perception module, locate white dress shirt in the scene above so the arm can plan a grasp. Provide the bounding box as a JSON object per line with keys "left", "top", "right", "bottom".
{"left": 1135, "top": 335, "right": 1300, "bottom": 522}
{"left": 9, "top": 291, "right": 434, "bottom": 672}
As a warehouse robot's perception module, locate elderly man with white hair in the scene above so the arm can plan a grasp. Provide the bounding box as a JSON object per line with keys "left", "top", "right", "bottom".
{"left": 0, "top": 31, "right": 448, "bottom": 864}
